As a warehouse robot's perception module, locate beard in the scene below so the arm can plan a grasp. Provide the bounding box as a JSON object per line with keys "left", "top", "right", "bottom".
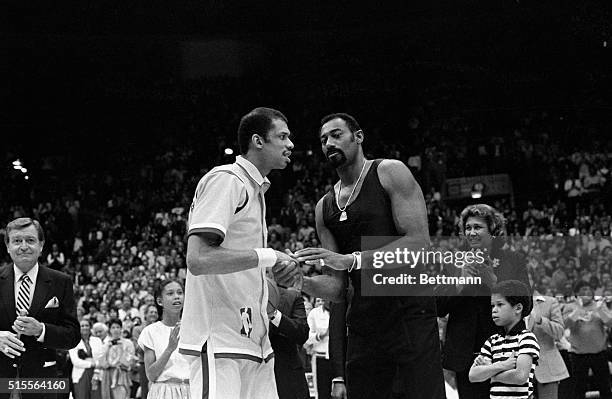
{"left": 326, "top": 149, "right": 347, "bottom": 167}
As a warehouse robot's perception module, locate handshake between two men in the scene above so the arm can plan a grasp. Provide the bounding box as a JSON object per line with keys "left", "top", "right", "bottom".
{"left": 270, "top": 247, "right": 356, "bottom": 290}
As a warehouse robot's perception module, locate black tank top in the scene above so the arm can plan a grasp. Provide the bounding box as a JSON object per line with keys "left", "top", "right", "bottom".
{"left": 322, "top": 159, "right": 436, "bottom": 337}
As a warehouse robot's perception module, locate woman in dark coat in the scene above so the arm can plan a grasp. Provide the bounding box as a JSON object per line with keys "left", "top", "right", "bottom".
{"left": 436, "top": 204, "right": 531, "bottom": 399}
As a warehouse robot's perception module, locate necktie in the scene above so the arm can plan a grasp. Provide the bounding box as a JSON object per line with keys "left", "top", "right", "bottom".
{"left": 16, "top": 274, "right": 32, "bottom": 315}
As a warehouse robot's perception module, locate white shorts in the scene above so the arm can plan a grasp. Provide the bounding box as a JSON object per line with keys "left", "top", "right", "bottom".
{"left": 183, "top": 348, "right": 278, "bottom": 399}
{"left": 148, "top": 381, "right": 190, "bottom": 399}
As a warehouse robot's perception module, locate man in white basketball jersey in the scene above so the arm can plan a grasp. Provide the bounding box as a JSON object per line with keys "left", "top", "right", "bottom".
{"left": 179, "top": 107, "right": 301, "bottom": 399}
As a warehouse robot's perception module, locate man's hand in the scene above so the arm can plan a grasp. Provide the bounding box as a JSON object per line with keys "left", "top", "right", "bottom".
{"left": 473, "top": 355, "right": 491, "bottom": 367}
{"left": 295, "top": 248, "right": 353, "bottom": 271}
{"left": 288, "top": 271, "right": 304, "bottom": 292}
{"left": 12, "top": 316, "right": 43, "bottom": 338}
{"left": 0, "top": 331, "right": 25, "bottom": 359}
{"left": 331, "top": 381, "right": 347, "bottom": 399}
{"left": 272, "top": 251, "right": 302, "bottom": 288}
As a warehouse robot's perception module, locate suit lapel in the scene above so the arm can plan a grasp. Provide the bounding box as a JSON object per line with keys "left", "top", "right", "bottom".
{"left": 28, "top": 266, "right": 52, "bottom": 317}
{"left": 0, "top": 266, "right": 16, "bottom": 323}
{"left": 278, "top": 289, "right": 290, "bottom": 316}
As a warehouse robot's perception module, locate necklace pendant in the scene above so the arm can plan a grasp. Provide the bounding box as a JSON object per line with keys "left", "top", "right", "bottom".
{"left": 339, "top": 211, "right": 348, "bottom": 221}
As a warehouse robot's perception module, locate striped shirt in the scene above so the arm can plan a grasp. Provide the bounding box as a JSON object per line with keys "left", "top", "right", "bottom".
{"left": 479, "top": 320, "right": 540, "bottom": 399}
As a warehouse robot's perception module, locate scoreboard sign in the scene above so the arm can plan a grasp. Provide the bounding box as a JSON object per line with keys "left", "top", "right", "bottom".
{"left": 445, "top": 174, "right": 512, "bottom": 199}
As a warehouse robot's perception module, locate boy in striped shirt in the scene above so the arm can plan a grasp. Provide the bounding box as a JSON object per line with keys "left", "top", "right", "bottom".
{"left": 469, "top": 280, "right": 540, "bottom": 399}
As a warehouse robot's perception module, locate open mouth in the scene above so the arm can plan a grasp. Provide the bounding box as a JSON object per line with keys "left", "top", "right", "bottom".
{"left": 172, "top": 301, "right": 182, "bottom": 306}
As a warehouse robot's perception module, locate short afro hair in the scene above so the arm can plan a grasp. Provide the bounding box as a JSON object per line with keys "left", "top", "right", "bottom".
{"left": 320, "top": 113, "right": 362, "bottom": 134}
{"left": 237, "top": 107, "right": 288, "bottom": 154}
{"left": 491, "top": 280, "right": 533, "bottom": 317}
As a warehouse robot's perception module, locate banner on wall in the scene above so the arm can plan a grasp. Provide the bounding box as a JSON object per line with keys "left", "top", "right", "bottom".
{"left": 444, "top": 174, "right": 512, "bottom": 199}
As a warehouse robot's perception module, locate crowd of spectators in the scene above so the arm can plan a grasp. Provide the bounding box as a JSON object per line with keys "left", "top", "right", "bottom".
{"left": 1, "top": 76, "right": 611, "bottom": 397}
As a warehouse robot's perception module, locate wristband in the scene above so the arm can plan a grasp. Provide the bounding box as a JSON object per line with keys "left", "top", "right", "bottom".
{"left": 254, "top": 248, "right": 277, "bottom": 269}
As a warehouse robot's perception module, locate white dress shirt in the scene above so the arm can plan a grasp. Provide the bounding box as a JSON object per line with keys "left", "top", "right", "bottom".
{"left": 13, "top": 263, "right": 47, "bottom": 342}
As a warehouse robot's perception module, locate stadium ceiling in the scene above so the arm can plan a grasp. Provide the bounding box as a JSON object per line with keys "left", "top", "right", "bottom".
{"left": 2, "top": 0, "right": 609, "bottom": 37}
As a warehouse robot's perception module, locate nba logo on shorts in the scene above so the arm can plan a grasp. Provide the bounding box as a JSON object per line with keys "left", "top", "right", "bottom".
{"left": 240, "top": 307, "right": 253, "bottom": 338}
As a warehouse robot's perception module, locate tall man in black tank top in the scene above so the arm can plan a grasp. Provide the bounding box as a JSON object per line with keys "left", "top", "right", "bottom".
{"left": 291, "top": 113, "right": 446, "bottom": 399}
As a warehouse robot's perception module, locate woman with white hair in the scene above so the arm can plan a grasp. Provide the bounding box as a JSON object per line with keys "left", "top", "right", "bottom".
{"left": 91, "top": 322, "right": 109, "bottom": 342}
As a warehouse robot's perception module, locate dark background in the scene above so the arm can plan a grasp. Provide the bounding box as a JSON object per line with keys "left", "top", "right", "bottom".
{"left": 3, "top": 0, "right": 611, "bottom": 154}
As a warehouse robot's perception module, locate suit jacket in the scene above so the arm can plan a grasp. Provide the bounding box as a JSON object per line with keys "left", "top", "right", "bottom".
{"left": 68, "top": 336, "right": 104, "bottom": 384}
{"left": 526, "top": 295, "right": 569, "bottom": 384}
{"left": 0, "top": 264, "right": 80, "bottom": 379}
{"left": 269, "top": 288, "right": 310, "bottom": 399}
{"left": 436, "top": 247, "right": 531, "bottom": 372}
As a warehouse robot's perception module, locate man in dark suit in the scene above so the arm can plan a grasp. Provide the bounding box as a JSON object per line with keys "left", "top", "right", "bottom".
{"left": 269, "top": 286, "right": 310, "bottom": 399}
{"left": 0, "top": 218, "right": 80, "bottom": 399}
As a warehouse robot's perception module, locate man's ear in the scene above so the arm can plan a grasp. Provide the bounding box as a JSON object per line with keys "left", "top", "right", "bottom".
{"left": 354, "top": 129, "right": 364, "bottom": 144}
{"left": 251, "top": 134, "right": 264, "bottom": 149}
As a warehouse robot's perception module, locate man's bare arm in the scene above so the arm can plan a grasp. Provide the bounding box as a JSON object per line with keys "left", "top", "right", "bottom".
{"left": 187, "top": 233, "right": 295, "bottom": 277}
{"left": 362, "top": 159, "right": 430, "bottom": 264}
{"left": 297, "top": 160, "right": 430, "bottom": 270}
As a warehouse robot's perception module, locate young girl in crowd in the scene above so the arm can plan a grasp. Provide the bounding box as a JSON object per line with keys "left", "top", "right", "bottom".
{"left": 138, "top": 279, "right": 189, "bottom": 399}
{"left": 98, "top": 318, "right": 136, "bottom": 399}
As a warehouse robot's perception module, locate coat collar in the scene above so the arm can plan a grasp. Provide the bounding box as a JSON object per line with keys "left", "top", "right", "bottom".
{"left": 26, "top": 265, "right": 52, "bottom": 317}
